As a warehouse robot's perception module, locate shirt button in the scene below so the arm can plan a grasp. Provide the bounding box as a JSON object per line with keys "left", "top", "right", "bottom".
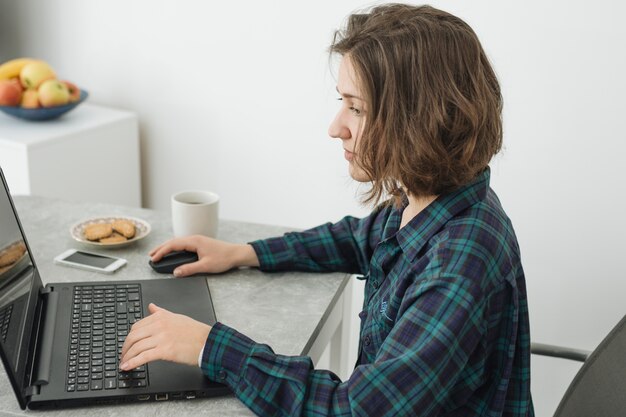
{"left": 217, "top": 370, "right": 227, "bottom": 381}
{"left": 371, "top": 280, "right": 379, "bottom": 289}
{"left": 363, "top": 336, "right": 371, "bottom": 346}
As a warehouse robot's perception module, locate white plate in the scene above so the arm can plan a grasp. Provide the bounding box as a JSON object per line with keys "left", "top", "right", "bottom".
{"left": 70, "top": 216, "right": 151, "bottom": 248}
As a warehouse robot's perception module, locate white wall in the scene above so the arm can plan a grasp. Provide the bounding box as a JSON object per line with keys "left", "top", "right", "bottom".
{"left": 2, "top": 1, "right": 625, "bottom": 415}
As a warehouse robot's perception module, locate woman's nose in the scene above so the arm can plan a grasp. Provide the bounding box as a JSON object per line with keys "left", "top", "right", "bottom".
{"left": 328, "top": 113, "right": 351, "bottom": 140}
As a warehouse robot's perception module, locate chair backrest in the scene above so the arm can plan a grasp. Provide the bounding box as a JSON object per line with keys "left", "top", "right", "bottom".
{"left": 554, "top": 314, "right": 626, "bottom": 417}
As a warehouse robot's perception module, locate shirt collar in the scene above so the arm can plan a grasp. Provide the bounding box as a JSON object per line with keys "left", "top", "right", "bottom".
{"left": 395, "top": 167, "right": 491, "bottom": 261}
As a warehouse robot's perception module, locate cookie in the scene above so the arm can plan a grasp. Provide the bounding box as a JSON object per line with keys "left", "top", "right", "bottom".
{"left": 0, "top": 241, "right": 26, "bottom": 267}
{"left": 112, "top": 219, "right": 136, "bottom": 239}
{"left": 99, "top": 232, "right": 128, "bottom": 244}
{"left": 84, "top": 223, "right": 113, "bottom": 241}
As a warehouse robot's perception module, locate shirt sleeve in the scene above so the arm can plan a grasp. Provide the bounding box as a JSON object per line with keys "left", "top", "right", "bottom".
{"left": 249, "top": 209, "right": 386, "bottom": 275}
{"left": 200, "top": 274, "right": 489, "bottom": 417}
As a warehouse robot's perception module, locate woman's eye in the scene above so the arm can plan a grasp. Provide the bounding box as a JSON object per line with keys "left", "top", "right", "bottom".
{"left": 337, "top": 97, "right": 362, "bottom": 116}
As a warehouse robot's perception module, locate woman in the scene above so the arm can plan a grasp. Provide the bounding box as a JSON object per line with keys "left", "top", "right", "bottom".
{"left": 121, "top": 4, "right": 534, "bottom": 416}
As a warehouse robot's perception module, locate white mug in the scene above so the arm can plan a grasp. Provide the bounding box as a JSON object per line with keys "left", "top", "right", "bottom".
{"left": 171, "top": 190, "right": 220, "bottom": 238}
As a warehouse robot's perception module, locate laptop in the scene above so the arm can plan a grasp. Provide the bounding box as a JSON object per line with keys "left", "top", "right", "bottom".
{"left": 0, "top": 168, "right": 230, "bottom": 409}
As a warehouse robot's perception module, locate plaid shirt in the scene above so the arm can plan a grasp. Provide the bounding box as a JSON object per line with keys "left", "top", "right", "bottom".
{"left": 201, "top": 168, "right": 534, "bottom": 417}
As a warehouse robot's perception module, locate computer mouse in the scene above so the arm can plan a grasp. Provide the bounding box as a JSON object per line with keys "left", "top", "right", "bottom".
{"left": 148, "top": 250, "right": 199, "bottom": 274}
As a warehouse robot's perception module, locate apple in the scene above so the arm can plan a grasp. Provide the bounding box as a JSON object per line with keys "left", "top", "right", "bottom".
{"left": 8, "top": 77, "right": 24, "bottom": 94}
{"left": 61, "top": 80, "right": 81, "bottom": 102}
{"left": 21, "top": 89, "right": 40, "bottom": 109}
{"left": 38, "top": 79, "right": 69, "bottom": 107}
{"left": 20, "top": 61, "right": 56, "bottom": 89}
{"left": 0, "top": 79, "right": 22, "bottom": 106}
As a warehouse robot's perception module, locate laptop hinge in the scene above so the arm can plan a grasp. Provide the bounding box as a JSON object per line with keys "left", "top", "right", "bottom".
{"left": 39, "top": 286, "right": 53, "bottom": 295}
{"left": 24, "top": 385, "right": 39, "bottom": 398}
{"left": 29, "top": 289, "right": 59, "bottom": 388}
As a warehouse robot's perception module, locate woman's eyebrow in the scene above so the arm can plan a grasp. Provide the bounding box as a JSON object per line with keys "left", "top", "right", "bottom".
{"left": 336, "top": 86, "right": 363, "bottom": 100}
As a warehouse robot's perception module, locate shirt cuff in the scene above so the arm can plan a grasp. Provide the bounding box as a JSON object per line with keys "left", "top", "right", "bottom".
{"left": 198, "top": 343, "right": 204, "bottom": 367}
{"left": 248, "top": 239, "right": 275, "bottom": 271}
{"left": 200, "top": 322, "right": 256, "bottom": 387}
{"left": 250, "top": 233, "right": 308, "bottom": 272}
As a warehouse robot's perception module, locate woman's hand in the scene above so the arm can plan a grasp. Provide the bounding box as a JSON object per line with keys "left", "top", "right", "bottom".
{"left": 149, "top": 235, "right": 260, "bottom": 277}
{"left": 120, "top": 303, "right": 210, "bottom": 370}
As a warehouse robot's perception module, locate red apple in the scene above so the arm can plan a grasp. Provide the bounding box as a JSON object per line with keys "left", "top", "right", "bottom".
{"left": 61, "top": 80, "right": 80, "bottom": 102}
{"left": 21, "top": 89, "right": 40, "bottom": 109}
{"left": 0, "top": 79, "right": 22, "bottom": 106}
{"left": 38, "top": 79, "right": 69, "bottom": 107}
{"left": 8, "top": 77, "right": 24, "bottom": 94}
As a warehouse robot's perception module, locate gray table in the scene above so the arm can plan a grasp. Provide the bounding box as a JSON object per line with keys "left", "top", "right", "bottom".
{"left": 0, "top": 196, "right": 350, "bottom": 416}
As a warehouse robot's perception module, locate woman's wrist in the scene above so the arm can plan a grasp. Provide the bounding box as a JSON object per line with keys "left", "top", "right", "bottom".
{"left": 233, "top": 243, "right": 260, "bottom": 268}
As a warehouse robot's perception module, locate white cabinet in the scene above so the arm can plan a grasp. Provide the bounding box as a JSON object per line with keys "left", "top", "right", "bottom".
{"left": 0, "top": 103, "right": 141, "bottom": 207}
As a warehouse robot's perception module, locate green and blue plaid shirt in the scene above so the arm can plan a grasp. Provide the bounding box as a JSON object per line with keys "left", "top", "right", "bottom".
{"left": 201, "top": 168, "right": 534, "bottom": 416}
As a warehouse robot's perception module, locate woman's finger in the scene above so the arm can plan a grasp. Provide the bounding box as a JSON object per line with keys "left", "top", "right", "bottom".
{"left": 121, "top": 322, "right": 156, "bottom": 358}
{"left": 120, "top": 334, "right": 158, "bottom": 367}
{"left": 173, "top": 259, "right": 209, "bottom": 277}
{"left": 120, "top": 348, "right": 160, "bottom": 371}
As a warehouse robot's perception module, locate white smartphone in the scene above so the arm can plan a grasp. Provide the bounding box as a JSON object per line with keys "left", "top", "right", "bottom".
{"left": 53, "top": 249, "right": 127, "bottom": 274}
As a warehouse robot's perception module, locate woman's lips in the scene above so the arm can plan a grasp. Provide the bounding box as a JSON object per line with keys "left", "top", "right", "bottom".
{"left": 344, "top": 149, "right": 355, "bottom": 161}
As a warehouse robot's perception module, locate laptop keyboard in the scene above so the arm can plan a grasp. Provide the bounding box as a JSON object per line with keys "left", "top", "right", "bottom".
{"left": 66, "top": 284, "right": 148, "bottom": 392}
{"left": 0, "top": 304, "right": 12, "bottom": 342}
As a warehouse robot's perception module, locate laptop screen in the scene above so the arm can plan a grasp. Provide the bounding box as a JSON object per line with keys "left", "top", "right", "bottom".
{"left": 0, "top": 170, "right": 42, "bottom": 408}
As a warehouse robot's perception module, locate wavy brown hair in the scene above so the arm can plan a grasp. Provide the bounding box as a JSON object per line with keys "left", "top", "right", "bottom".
{"left": 330, "top": 4, "right": 503, "bottom": 206}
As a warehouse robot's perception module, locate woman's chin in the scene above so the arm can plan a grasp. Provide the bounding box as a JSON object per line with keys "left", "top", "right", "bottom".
{"left": 348, "top": 165, "right": 369, "bottom": 182}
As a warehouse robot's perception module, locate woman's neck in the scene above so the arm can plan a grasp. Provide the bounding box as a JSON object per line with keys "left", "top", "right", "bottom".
{"left": 400, "top": 193, "right": 438, "bottom": 229}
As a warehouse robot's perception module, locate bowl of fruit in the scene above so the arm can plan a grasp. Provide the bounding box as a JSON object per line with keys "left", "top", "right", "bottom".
{"left": 0, "top": 58, "right": 88, "bottom": 121}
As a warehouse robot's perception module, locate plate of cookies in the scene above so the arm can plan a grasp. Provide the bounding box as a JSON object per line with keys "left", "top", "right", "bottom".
{"left": 0, "top": 240, "right": 29, "bottom": 282}
{"left": 70, "top": 217, "right": 151, "bottom": 248}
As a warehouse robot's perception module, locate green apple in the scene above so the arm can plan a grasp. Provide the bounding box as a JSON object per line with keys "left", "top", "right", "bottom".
{"left": 20, "top": 61, "right": 56, "bottom": 89}
{"left": 0, "top": 79, "right": 22, "bottom": 106}
{"left": 38, "top": 79, "right": 69, "bottom": 107}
